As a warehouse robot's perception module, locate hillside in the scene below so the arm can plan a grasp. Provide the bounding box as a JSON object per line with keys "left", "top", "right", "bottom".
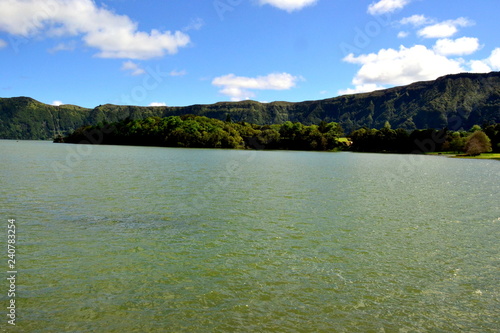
{"left": 1, "top": 72, "right": 500, "bottom": 140}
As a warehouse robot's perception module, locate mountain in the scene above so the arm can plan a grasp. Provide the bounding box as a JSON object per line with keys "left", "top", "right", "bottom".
{"left": 1, "top": 72, "right": 500, "bottom": 140}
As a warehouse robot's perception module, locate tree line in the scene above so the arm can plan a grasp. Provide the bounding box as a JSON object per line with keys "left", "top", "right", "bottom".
{"left": 56, "top": 115, "right": 499, "bottom": 155}
{"left": 56, "top": 115, "right": 346, "bottom": 151}
{"left": 349, "top": 123, "right": 500, "bottom": 155}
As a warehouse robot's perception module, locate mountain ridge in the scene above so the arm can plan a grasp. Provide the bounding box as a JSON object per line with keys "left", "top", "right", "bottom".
{"left": 1, "top": 72, "right": 500, "bottom": 140}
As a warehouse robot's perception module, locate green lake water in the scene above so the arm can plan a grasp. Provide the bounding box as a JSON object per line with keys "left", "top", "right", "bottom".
{"left": 1, "top": 140, "right": 499, "bottom": 332}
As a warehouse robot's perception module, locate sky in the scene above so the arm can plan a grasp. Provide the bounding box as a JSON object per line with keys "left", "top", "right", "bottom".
{"left": 0, "top": 0, "right": 499, "bottom": 108}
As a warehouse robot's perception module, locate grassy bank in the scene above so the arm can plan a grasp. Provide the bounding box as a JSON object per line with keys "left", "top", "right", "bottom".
{"left": 452, "top": 153, "right": 500, "bottom": 160}
{"left": 426, "top": 152, "right": 500, "bottom": 160}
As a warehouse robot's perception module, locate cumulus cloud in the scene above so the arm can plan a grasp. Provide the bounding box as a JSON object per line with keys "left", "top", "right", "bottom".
{"left": 121, "top": 61, "right": 145, "bottom": 76}
{"left": 0, "top": 0, "right": 190, "bottom": 59}
{"left": 338, "top": 83, "right": 386, "bottom": 95}
{"left": 469, "top": 61, "right": 492, "bottom": 73}
{"left": 417, "top": 17, "right": 474, "bottom": 39}
{"left": 339, "top": 42, "right": 500, "bottom": 95}
{"left": 399, "top": 14, "right": 434, "bottom": 27}
{"left": 469, "top": 48, "right": 500, "bottom": 72}
{"left": 0, "top": 38, "right": 6, "bottom": 48}
{"left": 212, "top": 72, "right": 301, "bottom": 101}
{"left": 340, "top": 45, "right": 465, "bottom": 93}
{"left": 368, "top": 0, "right": 411, "bottom": 15}
{"left": 487, "top": 48, "right": 500, "bottom": 70}
{"left": 149, "top": 102, "right": 167, "bottom": 107}
{"left": 433, "top": 37, "right": 481, "bottom": 56}
{"left": 397, "top": 31, "right": 409, "bottom": 38}
{"left": 259, "top": 0, "right": 318, "bottom": 12}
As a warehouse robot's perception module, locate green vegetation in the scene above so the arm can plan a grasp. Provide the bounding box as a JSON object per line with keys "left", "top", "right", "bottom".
{"left": 57, "top": 113, "right": 500, "bottom": 159}
{"left": 0, "top": 97, "right": 91, "bottom": 140}
{"left": 58, "top": 115, "right": 345, "bottom": 151}
{"left": 2, "top": 72, "right": 500, "bottom": 140}
{"left": 452, "top": 153, "right": 500, "bottom": 160}
{"left": 464, "top": 130, "right": 492, "bottom": 155}
{"left": 348, "top": 123, "right": 500, "bottom": 156}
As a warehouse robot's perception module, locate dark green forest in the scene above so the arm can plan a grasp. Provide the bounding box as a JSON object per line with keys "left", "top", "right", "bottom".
{"left": 2, "top": 72, "right": 500, "bottom": 140}
{"left": 349, "top": 123, "right": 500, "bottom": 154}
{"left": 58, "top": 113, "right": 500, "bottom": 156}
{"left": 58, "top": 115, "right": 345, "bottom": 151}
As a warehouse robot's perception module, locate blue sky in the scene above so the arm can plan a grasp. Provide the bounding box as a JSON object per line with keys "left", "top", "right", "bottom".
{"left": 0, "top": 0, "right": 499, "bottom": 108}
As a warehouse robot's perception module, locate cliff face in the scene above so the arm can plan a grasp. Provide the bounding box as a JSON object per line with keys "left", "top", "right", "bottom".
{"left": 2, "top": 72, "right": 500, "bottom": 140}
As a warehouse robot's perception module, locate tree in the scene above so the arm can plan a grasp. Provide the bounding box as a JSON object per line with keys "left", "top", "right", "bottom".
{"left": 483, "top": 124, "right": 500, "bottom": 153}
{"left": 469, "top": 124, "right": 482, "bottom": 133}
{"left": 464, "top": 131, "right": 492, "bottom": 156}
{"left": 446, "top": 131, "right": 466, "bottom": 153}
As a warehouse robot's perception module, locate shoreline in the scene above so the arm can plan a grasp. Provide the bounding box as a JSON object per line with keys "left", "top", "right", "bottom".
{"left": 426, "top": 152, "right": 500, "bottom": 160}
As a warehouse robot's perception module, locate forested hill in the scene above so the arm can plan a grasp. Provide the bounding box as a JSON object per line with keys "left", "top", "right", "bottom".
{"left": 1, "top": 72, "right": 500, "bottom": 140}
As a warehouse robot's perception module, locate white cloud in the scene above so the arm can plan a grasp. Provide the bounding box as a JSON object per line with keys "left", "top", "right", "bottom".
{"left": 418, "top": 24, "right": 457, "bottom": 39}
{"left": 433, "top": 37, "right": 481, "bottom": 56}
{"left": 212, "top": 72, "right": 301, "bottom": 101}
{"left": 338, "top": 83, "right": 386, "bottom": 95}
{"left": 183, "top": 18, "right": 204, "bottom": 32}
{"left": 400, "top": 14, "right": 434, "bottom": 27}
{"left": 417, "top": 17, "right": 474, "bottom": 39}
{"left": 48, "top": 41, "right": 76, "bottom": 54}
{"left": 469, "top": 48, "right": 500, "bottom": 72}
{"left": 149, "top": 102, "right": 167, "bottom": 107}
{"left": 368, "top": 0, "right": 411, "bottom": 15}
{"left": 169, "top": 70, "right": 187, "bottom": 77}
{"left": 52, "top": 100, "right": 63, "bottom": 106}
{"left": 0, "top": 0, "right": 190, "bottom": 59}
{"left": 258, "top": 0, "right": 318, "bottom": 12}
{"left": 469, "top": 60, "right": 492, "bottom": 73}
{"left": 341, "top": 45, "right": 465, "bottom": 93}
{"left": 397, "top": 31, "right": 409, "bottom": 38}
{"left": 341, "top": 45, "right": 500, "bottom": 95}
{"left": 0, "top": 39, "right": 6, "bottom": 48}
{"left": 121, "top": 61, "right": 145, "bottom": 76}
{"left": 487, "top": 48, "right": 500, "bottom": 70}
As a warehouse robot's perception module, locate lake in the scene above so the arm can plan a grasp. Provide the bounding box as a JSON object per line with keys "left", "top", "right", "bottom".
{"left": 1, "top": 140, "right": 499, "bottom": 332}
